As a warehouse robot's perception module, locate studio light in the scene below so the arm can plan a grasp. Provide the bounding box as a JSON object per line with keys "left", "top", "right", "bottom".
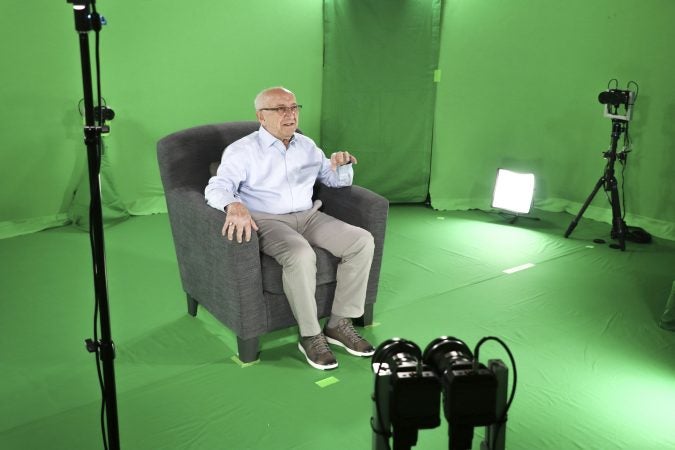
{"left": 491, "top": 168, "right": 535, "bottom": 215}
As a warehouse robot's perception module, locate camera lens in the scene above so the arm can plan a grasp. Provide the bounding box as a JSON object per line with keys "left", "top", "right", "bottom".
{"left": 598, "top": 90, "right": 628, "bottom": 107}
{"left": 422, "top": 336, "right": 473, "bottom": 376}
{"left": 372, "top": 338, "right": 422, "bottom": 369}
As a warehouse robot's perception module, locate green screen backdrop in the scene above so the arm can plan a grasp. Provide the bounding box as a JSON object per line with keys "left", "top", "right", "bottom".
{"left": 2, "top": 0, "right": 674, "bottom": 240}
{"left": 321, "top": 0, "right": 442, "bottom": 202}
{"left": 430, "top": 0, "right": 675, "bottom": 240}
{"left": 0, "top": 0, "right": 324, "bottom": 238}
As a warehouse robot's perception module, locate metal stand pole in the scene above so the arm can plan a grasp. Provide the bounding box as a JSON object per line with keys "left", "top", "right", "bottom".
{"left": 68, "top": 2, "right": 120, "bottom": 448}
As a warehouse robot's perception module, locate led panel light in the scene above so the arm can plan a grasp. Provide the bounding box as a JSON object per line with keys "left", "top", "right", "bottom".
{"left": 491, "top": 169, "right": 535, "bottom": 214}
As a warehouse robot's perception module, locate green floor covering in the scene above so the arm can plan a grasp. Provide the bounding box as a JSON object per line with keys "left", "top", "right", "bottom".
{"left": 1, "top": 205, "right": 673, "bottom": 449}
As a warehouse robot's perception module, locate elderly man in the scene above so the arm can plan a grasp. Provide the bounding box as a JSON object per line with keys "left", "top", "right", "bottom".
{"left": 204, "top": 87, "right": 375, "bottom": 370}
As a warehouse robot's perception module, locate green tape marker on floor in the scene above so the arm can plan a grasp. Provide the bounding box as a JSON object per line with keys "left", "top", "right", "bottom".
{"left": 231, "top": 355, "right": 260, "bottom": 368}
{"left": 315, "top": 376, "right": 340, "bottom": 388}
{"left": 503, "top": 263, "right": 535, "bottom": 274}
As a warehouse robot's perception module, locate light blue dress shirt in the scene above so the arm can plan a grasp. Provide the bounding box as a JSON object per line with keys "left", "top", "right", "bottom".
{"left": 205, "top": 126, "right": 353, "bottom": 214}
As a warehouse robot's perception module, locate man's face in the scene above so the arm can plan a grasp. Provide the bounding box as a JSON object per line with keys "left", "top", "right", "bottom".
{"left": 256, "top": 89, "right": 299, "bottom": 142}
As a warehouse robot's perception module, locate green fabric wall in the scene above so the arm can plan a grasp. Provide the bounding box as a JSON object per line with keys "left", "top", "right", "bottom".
{"left": 2, "top": 0, "right": 674, "bottom": 240}
{"left": 430, "top": 0, "right": 675, "bottom": 240}
{"left": 0, "top": 0, "right": 324, "bottom": 238}
{"left": 321, "top": 0, "right": 442, "bottom": 202}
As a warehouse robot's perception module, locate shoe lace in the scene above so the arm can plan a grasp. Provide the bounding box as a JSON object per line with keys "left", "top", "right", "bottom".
{"left": 337, "top": 319, "right": 363, "bottom": 344}
{"left": 309, "top": 334, "right": 331, "bottom": 353}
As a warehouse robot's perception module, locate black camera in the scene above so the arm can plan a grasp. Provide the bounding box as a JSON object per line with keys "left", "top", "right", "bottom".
{"left": 371, "top": 336, "right": 511, "bottom": 450}
{"left": 423, "top": 337, "right": 498, "bottom": 429}
{"left": 598, "top": 85, "right": 636, "bottom": 121}
{"left": 598, "top": 89, "right": 633, "bottom": 107}
{"left": 371, "top": 338, "right": 441, "bottom": 449}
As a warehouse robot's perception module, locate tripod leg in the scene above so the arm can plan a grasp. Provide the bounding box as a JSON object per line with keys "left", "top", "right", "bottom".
{"left": 607, "top": 177, "right": 627, "bottom": 251}
{"left": 564, "top": 176, "right": 605, "bottom": 238}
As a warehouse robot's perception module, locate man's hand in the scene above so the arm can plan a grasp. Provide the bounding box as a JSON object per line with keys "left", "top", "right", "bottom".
{"left": 222, "top": 202, "right": 259, "bottom": 243}
{"left": 330, "top": 151, "right": 358, "bottom": 171}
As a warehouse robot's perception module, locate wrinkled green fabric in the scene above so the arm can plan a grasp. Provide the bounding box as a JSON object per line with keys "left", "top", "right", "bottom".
{"left": 2, "top": 207, "right": 674, "bottom": 449}
{"left": 430, "top": 0, "right": 675, "bottom": 241}
{"left": 321, "top": 0, "right": 442, "bottom": 202}
{"left": 660, "top": 281, "right": 675, "bottom": 331}
{"left": 67, "top": 143, "right": 130, "bottom": 231}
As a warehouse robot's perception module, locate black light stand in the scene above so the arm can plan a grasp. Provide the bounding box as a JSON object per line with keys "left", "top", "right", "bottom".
{"left": 564, "top": 118, "right": 629, "bottom": 251}
{"left": 67, "top": 1, "right": 120, "bottom": 449}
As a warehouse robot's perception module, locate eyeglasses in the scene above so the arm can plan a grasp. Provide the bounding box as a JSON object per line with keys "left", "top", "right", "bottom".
{"left": 258, "top": 105, "right": 303, "bottom": 115}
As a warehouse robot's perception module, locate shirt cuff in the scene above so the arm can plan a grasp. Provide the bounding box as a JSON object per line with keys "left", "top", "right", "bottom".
{"left": 336, "top": 164, "right": 353, "bottom": 184}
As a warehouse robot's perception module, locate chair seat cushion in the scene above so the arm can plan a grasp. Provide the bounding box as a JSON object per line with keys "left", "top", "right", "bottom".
{"left": 260, "top": 248, "right": 339, "bottom": 295}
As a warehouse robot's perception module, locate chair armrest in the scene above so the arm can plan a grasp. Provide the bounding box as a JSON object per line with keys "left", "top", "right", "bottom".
{"left": 315, "top": 184, "right": 388, "bottom": 231}
{"left": 165, "top": 187, "right": 267, "bottom": 338}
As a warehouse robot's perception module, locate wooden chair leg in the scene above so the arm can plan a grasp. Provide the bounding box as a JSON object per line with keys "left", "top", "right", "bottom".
{"left": 237, "top": 336, "right": 260, "bottom": 363}
{"left": 186, "top": 294, "right": 198, "bottom": 317}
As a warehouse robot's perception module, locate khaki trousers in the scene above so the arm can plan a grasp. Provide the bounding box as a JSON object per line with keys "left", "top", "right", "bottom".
{"left": 251, "top": 201, "right": 375, "bottom": 336}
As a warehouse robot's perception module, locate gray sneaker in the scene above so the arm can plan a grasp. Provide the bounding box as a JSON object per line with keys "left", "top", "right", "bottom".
{"left": 324, "top": 318, "right": 375, "bottom": 357}
{"left": 298, "top": 333, "right": 338, "bottom": 370}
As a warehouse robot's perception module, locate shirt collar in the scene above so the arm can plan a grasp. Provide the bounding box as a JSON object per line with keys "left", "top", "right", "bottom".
{"left": 259, "top": 125, "right": 295, "bottom": 150}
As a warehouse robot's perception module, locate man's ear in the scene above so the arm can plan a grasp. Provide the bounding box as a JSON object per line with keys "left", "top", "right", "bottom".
{"left": 256, "top": 110, "right": 265, "bottom": 124}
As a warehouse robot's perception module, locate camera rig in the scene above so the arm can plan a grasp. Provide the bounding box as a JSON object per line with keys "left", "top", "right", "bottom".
{"left": 371, "top": 336, "right": 516, "bottom": 450}
{"left": 598, "top": 85, "right": 636, "bottom": 122}
{"left": 565, "top": 79, "right": 640, "bottom": 251}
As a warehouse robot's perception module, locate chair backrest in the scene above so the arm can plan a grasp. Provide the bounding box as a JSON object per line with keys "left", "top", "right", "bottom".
{"left": 157, "top": 121, "right": 260, "bottom": 193}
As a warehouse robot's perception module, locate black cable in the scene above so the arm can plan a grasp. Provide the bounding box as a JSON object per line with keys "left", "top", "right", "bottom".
{"left": 90, "top": 0, "right": 102, "bottom": 104}
{"left": 90, "top": 168, "right": 108, "bottom": 450}
{"left": 619, "top": 81, "right": 638, "bottom": 222}
{"left": 620, "top": 130, "right": 628, "bottom": 221}
{"left": 91, "top": 248, "right": 107, "bottom": 450}
{"left": 627, "top": 81, "right": 639, "bottom": 100}
{"left": 89, "top": 1, "right": 108, "bottom": 448}
{"left": 78, "top": 97, "right": 108, "bottom": 120}
{"left": 91, "top": 224, "right": 107, "bottom": 450}
{"left": 473, "top": 336, "right": 517, "bottom": 450}
{"left": 93, "top": 0, "right": 103, "bottom": 161}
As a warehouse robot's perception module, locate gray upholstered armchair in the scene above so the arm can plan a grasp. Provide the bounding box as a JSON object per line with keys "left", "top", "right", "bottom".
{"left": 156, "top": 121, "right": 388, "bottom": 362}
